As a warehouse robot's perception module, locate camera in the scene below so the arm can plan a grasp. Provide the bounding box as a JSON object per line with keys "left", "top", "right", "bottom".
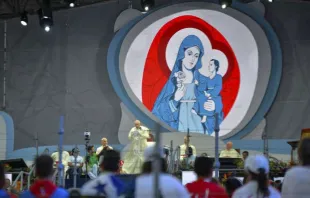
{"left": 84, "top": 131, "right": 91, "bottom": 141}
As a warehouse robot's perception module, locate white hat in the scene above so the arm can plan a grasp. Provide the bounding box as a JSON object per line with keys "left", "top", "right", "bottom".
{"left": 245, "top": 155, "right": 269, "bottom": 174}
{"left": 144, "top": 145, "right": 164, "bottom": 162}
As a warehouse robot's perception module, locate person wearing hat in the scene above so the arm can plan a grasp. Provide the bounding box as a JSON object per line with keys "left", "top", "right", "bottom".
{"left": 232, "top": 155, "right": 280, "bottom": 198}
{"left": 135, "top": 145, "right": 190, "bottom": 198}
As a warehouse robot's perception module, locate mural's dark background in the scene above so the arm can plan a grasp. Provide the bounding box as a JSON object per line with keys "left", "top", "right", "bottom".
{"left": 0, "top": 1, "right": 309, "bottom": 150}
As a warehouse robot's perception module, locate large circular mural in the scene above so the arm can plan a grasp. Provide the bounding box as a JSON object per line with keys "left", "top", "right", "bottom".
{"left": 108, "top": 2, "right": 281, "bottom": 138}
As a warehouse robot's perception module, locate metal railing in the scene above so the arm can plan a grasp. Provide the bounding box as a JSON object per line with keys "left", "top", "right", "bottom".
{"left": 167, "top": 146, "right": 181, "bottom": 173}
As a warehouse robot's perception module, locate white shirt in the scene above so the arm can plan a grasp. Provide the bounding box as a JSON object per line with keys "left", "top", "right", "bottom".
{"left": 96, "top": 145, "right": 113, "bottom": 155}
{"left": 135, "top": 173, "right": 190, "bottom": 198}
{"left": 232, "top": 181, "right": 281, "bottom": 198}
{"left": 219, "top": 149, "right": 241, "bottom": 158}
{"left": 282, "top": 166, "right": 310, "bottom": 198}
{"left": 180, "top": 144, "right": 197, "bottom": 159}
{"left": 81, "top": 172, "right": 123, "bottom": 197}
{"left": 51, "top": 151, "right": 70, "bottom": 168}
{"left": 69, "top": 156, "right": 84, "bottom": 167}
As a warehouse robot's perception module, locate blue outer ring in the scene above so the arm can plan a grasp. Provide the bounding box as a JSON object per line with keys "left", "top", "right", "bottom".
{"left": 107, "top": 1, "right": 282, "bottom": 139}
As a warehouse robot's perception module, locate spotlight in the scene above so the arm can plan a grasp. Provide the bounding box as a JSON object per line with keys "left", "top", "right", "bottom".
{"left": 268, "top": 0, "right": 273, "bottom": 2}
{"left": 38, "top": 8, "right": 53, "bottom": 32}
{"left": 65, "top": 0, "right": 76, "bottom": 8}
{"left": 220, "top": 0, "right": 232, "bottom": 9}
{"left": 141, "top": 0, "right": 154, "bottom": 12}
{"left": 20, "top": 12, "right": 28, "bottom": 26}
{"left": 44, "top": 26, "right": 50, "bottom": 32}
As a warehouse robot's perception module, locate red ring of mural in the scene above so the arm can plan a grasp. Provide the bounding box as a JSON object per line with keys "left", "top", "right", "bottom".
{"left": 142, "top": 15, "right": 240, "bottom": 118}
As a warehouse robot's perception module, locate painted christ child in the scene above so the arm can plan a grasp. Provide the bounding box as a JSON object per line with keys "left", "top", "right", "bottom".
{"left": 192, "top": 59, "right": 223, "bottom": 134}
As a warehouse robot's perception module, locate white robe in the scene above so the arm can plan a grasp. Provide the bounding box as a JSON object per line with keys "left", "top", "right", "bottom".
{"left": 122, "top": 126, "right": 149, "bottom": 174}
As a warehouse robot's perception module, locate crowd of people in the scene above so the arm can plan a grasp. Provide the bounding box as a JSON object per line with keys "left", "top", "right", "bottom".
{"left": 0, "top": 137, "right": 309, "bottom": 197}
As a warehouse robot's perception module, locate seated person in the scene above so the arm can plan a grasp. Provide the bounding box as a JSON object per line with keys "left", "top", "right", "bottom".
{"left": 66, "top": 148, "right": 84, "bottom": 178}
{"left": 180, "top": 136, "right": 197, "bottom": 167}
{"left": 51, "top": 150, "right": 70, "bottom": 173}
{"left": 220, "top": 142, "right": 241, "bottom": 158}
{"left": 85, "top": 145, "right": 98, "bottom": 179}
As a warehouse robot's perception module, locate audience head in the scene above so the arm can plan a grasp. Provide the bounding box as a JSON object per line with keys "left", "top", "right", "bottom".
{"left": 35, "top": 155, "right": 54, "bottom": 179}
{"left": 0, "top": 163, "right": 4, "bottom": 189}
{"left": 68, "top": 188, "right": 81, "bottom": 197}
{"left": 101, "top": 137, "right": 108, "bottom": 146}
{"left": 298, "top": 138, "right": 310, "bottom": 165}
{"left": 142, "top": 145, "right": 166, "bottom": 173}
{"left": 194, "top": 156, "right": 213, "bottom": 178}
{"left": 225, "top": 177, "right": 242, "bottom": 197}
{"left": 226, "top": 142, "right": 233, "bottom": 150}
{"left": 242, "top": 151, "right": 249, "bottom": 160}
{"left": 245, "top": 155, "right": 270, "bottom": 197}
{"left": 100, "top": 150, "right": 120, "bottom": 173}
{"left": 134, "top": 120, "right": 141, "bottom": 128}
{"left": 200, "top": 153, "right": 209, "bottom": 157}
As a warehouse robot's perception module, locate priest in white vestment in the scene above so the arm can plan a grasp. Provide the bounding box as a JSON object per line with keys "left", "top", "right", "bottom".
{"left": 122, "top": 120, "right": 150, "bottom": 174}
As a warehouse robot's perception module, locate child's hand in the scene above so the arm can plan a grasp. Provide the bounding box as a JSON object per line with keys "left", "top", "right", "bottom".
{"left": 194, "top": 80, "right": 199, "bottom": 85}
{"left": 204, "top": 91, "right": 211, "bottom": 98}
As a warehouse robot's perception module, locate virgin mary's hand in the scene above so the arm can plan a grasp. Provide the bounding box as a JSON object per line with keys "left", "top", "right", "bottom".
{"left": 174, "top": 83, "right": 186, "bottom": 101}
{"left": 204, "top": 100, "right": 215, "bottom": 111}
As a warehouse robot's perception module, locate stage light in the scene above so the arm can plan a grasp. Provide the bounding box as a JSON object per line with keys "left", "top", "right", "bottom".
{"left": 44, "top": 25, "right": 50, "bottom": 32}
{"left": 38, "top": 0, "right": 53, "bottom": 32}
{"left": 141, "top": 0, "right": 154, "bottom": 12}
{"left": 65, "top": 0, "right": 76, "bottom": 8}
{"left": 20, "top": 12, "right": 28, "bottom": 26}
{"left": 268, "top": 0, "right": 273, "bottom": 2}
{"left": 220, "top": 0, "right": 232, "bottom": 9}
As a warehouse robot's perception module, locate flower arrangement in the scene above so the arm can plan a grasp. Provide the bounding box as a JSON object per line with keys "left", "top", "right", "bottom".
{"left": 235, "top": 157, "right": 289, "bottom": 177}
{"left": 4, "top": 163, "right": 12, "bottom": 172}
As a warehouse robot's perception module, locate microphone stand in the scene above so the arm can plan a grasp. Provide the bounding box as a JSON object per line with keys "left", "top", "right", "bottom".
{"left": 214, "top": 113, "right": 220, "bottom": 179}
{"left": 58, "top": 116, "right": 65, "bottom": 187}
{"left": 73, "top": 145, "right": 78, "bottom": 188}
{"left": 185, "top": 129, "right": 190, "bottom": 170}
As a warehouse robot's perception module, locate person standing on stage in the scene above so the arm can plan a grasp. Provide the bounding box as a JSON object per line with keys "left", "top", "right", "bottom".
{"left": 122, "top": 120, "right": 150, "bottom": 174}
{"left": 220, "top": 142, "right": 241, "bottom": 158}
{"left": 96, "top": 137, "right": 113, "bottom": 156}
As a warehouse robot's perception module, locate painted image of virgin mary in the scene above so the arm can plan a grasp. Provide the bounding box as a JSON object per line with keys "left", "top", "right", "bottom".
{"left": 152, "top": 35, "right": 211, "bottom": 133}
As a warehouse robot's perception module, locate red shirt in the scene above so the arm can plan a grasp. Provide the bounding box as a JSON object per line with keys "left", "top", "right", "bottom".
{"left": 186, "top": 179, "right": 229, "bottom": 198}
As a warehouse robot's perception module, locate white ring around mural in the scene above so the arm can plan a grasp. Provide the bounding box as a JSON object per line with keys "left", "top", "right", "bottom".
{"left": 165, "top": 28, "right": 228, "bottom": 77}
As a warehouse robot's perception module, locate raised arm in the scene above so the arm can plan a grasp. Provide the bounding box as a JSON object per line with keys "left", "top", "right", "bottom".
{"left": 139, "top": 127, "right": 150, "bottom": 139}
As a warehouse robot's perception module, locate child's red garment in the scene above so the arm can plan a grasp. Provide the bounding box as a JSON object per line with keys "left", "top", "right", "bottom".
{"left": 186, "top": 179, "right": 229, "bottom": 198}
